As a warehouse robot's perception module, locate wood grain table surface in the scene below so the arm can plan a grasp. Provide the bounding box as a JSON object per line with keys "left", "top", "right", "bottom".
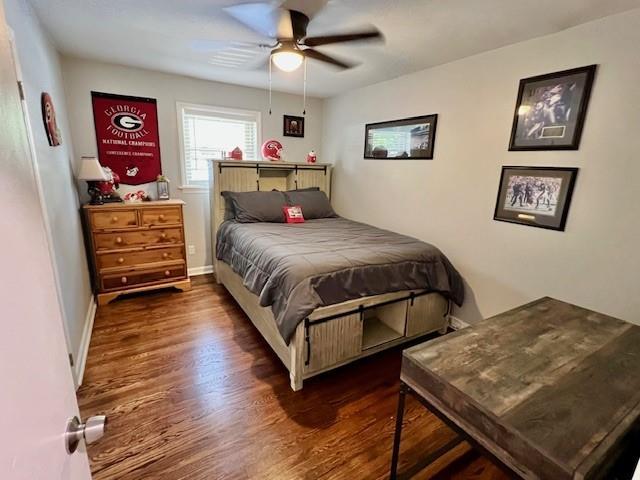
{"left": 401, "top": 297, "right": 640, "bottom": 480}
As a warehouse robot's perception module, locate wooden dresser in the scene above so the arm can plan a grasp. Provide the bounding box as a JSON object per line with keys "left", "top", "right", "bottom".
{"left": 83, "top": 200, "right": 191, "bottom": 305}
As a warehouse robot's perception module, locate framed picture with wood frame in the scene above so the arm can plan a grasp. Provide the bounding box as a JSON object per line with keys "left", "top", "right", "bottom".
{"left": 364, "top": 114, "right": 437, "bottom": 159}
{"left": 494, "top": 166, "right": 578, "bottom": 231}
{"left": 508, "top": 65, "right": 596, "bottom": 151}
{"left": 283, "top": 115, "right": 304, "bottom": 137}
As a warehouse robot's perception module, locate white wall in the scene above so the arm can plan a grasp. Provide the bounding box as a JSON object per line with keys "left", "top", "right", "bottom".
{"left": 61, "top": 57, "right": 324, "bottom": 270}
{"left": 4, "top": 0, "right": 93, "bottom": 370}
{"left": 323, "top": 9, "right": 640, "bottom": 325}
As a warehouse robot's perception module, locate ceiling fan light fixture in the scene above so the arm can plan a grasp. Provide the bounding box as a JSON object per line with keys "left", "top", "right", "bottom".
{"left": 271, "top": 48, "right": 303, "bottom": 72}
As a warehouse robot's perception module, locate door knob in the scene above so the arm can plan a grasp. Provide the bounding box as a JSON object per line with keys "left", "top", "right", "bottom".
{"left": 65, "top": 415, "right": 107, "bottom": 454}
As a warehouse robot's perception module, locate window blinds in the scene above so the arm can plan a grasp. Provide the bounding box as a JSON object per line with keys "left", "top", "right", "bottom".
{"left": 180, "top": 105, "right": 259, "bottom": 186}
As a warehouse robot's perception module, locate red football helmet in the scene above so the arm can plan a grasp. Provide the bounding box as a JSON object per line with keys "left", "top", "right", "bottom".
{"left": 97, "top": 167, "right": 120, "bottom": 196}
{"left": 261, "top": 140, "right": 283, "bottom": 162}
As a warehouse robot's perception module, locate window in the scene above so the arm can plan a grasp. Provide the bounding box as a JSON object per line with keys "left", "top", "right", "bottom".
{"left": 177, "top": 103, "right": 261, "bottom": 188}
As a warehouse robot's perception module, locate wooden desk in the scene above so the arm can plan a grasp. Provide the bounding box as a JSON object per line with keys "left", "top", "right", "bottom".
{"left": 390, "top": 297, "right": 640, "bottom": 479}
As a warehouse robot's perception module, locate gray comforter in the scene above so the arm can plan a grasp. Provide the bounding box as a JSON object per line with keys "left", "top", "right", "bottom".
{"left": 216, "top": 217, "right": 464, "bottom": 344}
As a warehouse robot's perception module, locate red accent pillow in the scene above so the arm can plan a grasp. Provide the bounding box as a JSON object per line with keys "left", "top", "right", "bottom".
{"left": 283, "top": 205, "right": 305, "bottom": 223}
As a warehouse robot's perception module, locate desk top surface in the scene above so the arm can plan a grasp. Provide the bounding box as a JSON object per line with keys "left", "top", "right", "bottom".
{"left": 402, "top": 297, "right": 640, "bottom": 479}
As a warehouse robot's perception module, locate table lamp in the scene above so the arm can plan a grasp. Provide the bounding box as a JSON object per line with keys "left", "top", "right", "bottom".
{"left": 78, "top": 156, "right": 109, "bottom": 205}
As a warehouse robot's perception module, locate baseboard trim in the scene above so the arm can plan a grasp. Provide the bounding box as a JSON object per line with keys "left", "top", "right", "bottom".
{"left": 449, "top": 315, "right": 471, "bottom": 331}
{"left": 74, "top": 295, "right": 97, "bottom": 389}
{"left": 188, "top": 265, "right": 214, "bottom": 277}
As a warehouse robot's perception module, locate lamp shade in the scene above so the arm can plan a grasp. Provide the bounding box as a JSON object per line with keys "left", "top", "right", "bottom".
{"left": 77, "top": 156, "right": 109, "bottom": 181}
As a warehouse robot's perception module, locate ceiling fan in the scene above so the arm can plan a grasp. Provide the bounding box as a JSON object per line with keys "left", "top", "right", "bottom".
{"left": 223, "top": 2, "right": 383, "bottom": 72}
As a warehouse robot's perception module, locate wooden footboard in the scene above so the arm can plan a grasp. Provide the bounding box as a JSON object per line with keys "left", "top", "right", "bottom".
{"left": 216, "top": 262, "right": 449, "bottom": 391}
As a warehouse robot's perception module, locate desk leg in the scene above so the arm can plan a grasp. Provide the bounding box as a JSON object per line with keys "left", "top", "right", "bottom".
{"left": 389, "top": 382, "right": 408, "bottom": 480}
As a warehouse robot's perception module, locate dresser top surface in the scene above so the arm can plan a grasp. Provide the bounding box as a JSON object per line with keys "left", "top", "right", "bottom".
{"left": 83, "top": 199, "right": 185, "bottom": 210}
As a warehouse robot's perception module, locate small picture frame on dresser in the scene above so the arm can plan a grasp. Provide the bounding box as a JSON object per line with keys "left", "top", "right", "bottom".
{"left": 157, "top": 175, "right": 170, "bottom": 200}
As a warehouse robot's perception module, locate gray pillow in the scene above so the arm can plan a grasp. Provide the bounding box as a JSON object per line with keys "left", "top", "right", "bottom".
{"left": 283, "top": 190, "right": 337, "bottom": 219}
{"left": 221, "top": 191, "right": 287, "bottom": 223}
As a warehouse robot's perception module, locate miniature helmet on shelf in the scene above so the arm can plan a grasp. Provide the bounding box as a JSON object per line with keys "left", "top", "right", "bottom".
{"left": 261, "top": 139, "right": 283, "bottom": 162}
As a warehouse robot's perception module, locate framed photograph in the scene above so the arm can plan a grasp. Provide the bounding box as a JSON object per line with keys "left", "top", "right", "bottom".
{"left": 494, "top": 166, "right": 578, "bottom": 231}
{"left": 156, "top": 175, "right": 170, "bottom": 200}
{"left": 364, "top": 114, "right": 437, "bottom": 159}
{"left": 283, "top": 115, "right": 304, "bottom": 137}
{"left": 509, "top": 65, "right": 596, "bottom": 150}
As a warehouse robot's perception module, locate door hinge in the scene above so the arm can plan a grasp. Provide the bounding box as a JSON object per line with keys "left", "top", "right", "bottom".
{"left": 68, "top": 353, "right": 74, "bottom": 367}
{"left": 17, "top": 81, "right": 25, "bottom": 100}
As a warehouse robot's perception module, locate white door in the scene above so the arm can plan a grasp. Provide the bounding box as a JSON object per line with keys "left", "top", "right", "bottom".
{"left": 0, "top": 4, "right": 93, "bottom": 479}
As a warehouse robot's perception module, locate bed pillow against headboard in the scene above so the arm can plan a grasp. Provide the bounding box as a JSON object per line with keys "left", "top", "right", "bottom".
{"left": 284, "top": 190, "right": 337, "bottom": 219}
{"left": 221, "top": 190, "right": 287, "bottom": 223}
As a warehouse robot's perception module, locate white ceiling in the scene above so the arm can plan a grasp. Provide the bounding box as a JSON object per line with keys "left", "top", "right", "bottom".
{"left": 29, "top": 0, "right": 640, "bottom": 97}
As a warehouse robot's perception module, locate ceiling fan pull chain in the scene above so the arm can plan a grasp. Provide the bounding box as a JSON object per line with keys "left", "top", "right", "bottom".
{"left": 268, "top": 56, "right": 273, "bottom": 115}
{"left": 302, "top": 56, "right": 307, "bottom": 115}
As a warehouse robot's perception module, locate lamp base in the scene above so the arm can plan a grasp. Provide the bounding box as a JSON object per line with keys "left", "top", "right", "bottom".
{"left": 101, "top": 196, "right": 123, "bottom": 204}
{"left": 87, "top": 182, "right": 104, "bottom": 205}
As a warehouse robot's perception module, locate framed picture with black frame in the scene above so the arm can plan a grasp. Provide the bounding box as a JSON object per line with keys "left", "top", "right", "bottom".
{"left": 508, "top": 65, "right": 596, "bottom": 151}
{"left": 494, "top": 166, "right": 578, "bottom": 231}
{"left": 283, "top": 115, "right": 304, "bottom": 137}
{"left": 364, "top": 114, "right": 438, "bottom": 159}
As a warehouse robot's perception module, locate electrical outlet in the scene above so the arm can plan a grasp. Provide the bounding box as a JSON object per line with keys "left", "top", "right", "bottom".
{"left": 188, "top": 245, "right": 196, "bottom": 255}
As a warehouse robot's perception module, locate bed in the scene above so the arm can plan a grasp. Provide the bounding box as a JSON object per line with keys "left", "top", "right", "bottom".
{"left": 210, "top": 160, "right": 464, "bottom": 390}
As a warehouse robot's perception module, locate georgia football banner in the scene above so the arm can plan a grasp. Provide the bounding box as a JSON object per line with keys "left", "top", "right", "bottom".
{"left": 91, "top": 91, "right": 162, "bottom": 185}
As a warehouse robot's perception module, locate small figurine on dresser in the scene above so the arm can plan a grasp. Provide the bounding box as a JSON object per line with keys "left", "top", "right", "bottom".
{"left": 123, "top": 190, "right": 150, "bottom": 203}
{"left": 77, "top": 156, "right": 122, "bottom": 205}
{"left": 97, "top": 167, "right": 122, "bottom": 203}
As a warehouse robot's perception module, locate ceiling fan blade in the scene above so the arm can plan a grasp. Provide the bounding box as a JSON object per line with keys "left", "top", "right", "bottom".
{"left": 303, "top": 30, "right": 382, "bottom": 47}
{"left": 224, "top": 3, "right": 282, "bottom": 39}
{"left": 289, "top": 10, "right": 309, "bottom": 40}
{"left": 303, "top": 48, "right": 356, "bottom": 69}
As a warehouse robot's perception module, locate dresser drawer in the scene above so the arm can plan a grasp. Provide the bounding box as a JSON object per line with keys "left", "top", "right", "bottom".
{"left": 90, "top": 209, "right": 138, "bottom": 229}
{"left": 94, "top": 227, "right": 183, "bottom": 250}
{"left": 141, "top": 207, "right": 182, "bottom": 226}
{"left": 97, "top": 246, "right": 185, "bottom": 270}
{"left": 101, "top": 264, "right": 186, "bottom": 291}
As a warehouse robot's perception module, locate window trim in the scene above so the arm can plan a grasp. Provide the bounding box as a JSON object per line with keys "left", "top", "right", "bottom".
{"left": 176, "top": 101, "right": 262, "bottom": 191}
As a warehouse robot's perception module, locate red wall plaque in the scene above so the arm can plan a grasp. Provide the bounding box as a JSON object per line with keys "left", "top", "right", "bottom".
{"left": 91, "top": 91, "right": 162, "bottom": 185}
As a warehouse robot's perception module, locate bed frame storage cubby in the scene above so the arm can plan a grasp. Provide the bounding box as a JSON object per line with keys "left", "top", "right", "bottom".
{"left": 210, "top": 160, "right": 450, "bottom": 390}
{"left": 362, "top": 301, "right": 407, "bottom": 349}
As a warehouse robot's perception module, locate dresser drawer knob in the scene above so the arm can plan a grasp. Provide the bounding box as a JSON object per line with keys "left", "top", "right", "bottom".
{"left": 115, "top": 236, "right": 123, "bottom": 244}
{"left": 111, "top": 216, "right": 118, "bottom": 223}
{"left": 159, "top": 214, "right": 166, "bottom": 221}
{"left": 164, "top": 270, "right": 171, "bottom": 277}
{"left": 162, "top": 252, "right": 169, "bottom": 259}
{"left": 121, "top": 276, "right": 128, "bottom": 284}
{"left": 117, "top": 257, "right": 125, "bottom": 264}
{"left": 160, "top": 233, "right": 167, "bottom": 240}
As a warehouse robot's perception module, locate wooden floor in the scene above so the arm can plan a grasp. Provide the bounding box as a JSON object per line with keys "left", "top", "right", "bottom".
{"left": 78, "top": 275, "right": 510, "bottom": 480}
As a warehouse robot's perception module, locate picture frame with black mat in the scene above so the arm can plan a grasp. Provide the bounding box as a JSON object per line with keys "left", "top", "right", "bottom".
{"left": 494, "top": 166, "right": 578, "bottom": 231}
{"left": 508, "top": 65, "right": 596, "bottom": 151}
{"left": 364, "top": 114, "right": 438, "bottom": 160}
{"left": 283, "top": 115, "right": 304, "bottom": 137}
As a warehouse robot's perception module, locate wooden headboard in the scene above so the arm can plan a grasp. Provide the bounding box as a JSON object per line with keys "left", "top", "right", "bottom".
{"left": 209, "top": 160, "right": 332, "bottom": 275}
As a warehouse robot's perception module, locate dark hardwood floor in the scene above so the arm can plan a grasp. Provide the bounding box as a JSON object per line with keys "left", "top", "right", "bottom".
{"left": 78, "top": 275, "right": 509, "bottom": 479}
